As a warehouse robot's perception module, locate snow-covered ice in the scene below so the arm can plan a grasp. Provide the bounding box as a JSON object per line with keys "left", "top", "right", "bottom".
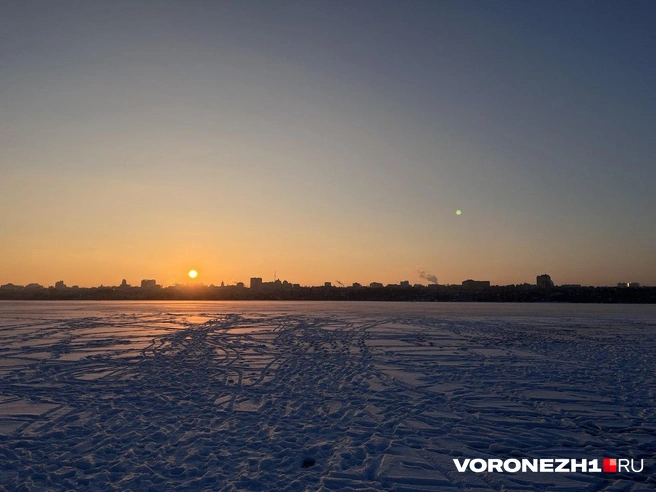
{"left": 0, "top": 301, "right": 654, "bottom": 491}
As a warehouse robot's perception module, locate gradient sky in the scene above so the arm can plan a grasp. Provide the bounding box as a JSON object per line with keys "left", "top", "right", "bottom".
{"left": 2, "top": 1, "right": 655, "bottom": 287}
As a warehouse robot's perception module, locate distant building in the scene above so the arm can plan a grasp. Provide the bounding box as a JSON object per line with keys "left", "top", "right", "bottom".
{"left": 400, "top": 280, "right": 410, "bottom": 288}
{"left": 536, "top": 274, "right": 554, "bottom": 289}
{"left": 462, "top": 279, "right": 490, "bottom": 289}
{"left": 119, "top": 279, "right": 129, "bottom": 288}
{"left": 369, "top": 282, "right": 384, "bottom": 288}
{"left": 55, "top": 281, "right": 66, "bottom": 289}
{"left": 324, "top": 282, "right": 332, "bottom": 288}
{"left": 236, "top": 282, "right": 245, "bottom": 288}
{"left": 141, "top": 279, "right": 157, "bottom": 289}
{"left": 617, "top": 282, "right": 640, "bottom": 288}
{"left": 250, "top": 277, "right": 263, "bottom": 289}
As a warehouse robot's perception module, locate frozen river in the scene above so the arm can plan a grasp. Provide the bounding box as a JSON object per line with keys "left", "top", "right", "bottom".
{"left": 0, "top": 301, "right": 654, "bottom": 491}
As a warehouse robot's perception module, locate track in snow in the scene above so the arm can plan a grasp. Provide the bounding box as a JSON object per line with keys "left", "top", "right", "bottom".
{"left": 0, "top": 302, "right": 654, "bottom": 491}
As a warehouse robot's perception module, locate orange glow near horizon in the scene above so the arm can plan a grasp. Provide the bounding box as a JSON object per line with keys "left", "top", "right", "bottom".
{"left": 0, "top": 239, "right": 652, "bottom": 289}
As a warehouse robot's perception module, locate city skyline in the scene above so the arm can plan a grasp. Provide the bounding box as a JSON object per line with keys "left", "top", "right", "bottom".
{"left": 3, "top": 271, "right": 652, "bottom": 304}
{"left": 2, "top": 1, "right": 655, "bottom": 288}
{"left": 1, "top": 270, "right": 648, "bottom": 290}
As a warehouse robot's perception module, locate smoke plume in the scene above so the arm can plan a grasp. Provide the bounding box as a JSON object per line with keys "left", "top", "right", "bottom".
{"left": 417, "top": 268, "right": 438, "bottom": 284}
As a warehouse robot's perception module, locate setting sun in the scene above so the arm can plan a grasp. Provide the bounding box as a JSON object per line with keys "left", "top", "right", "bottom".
{"left": 188, "top": 270, "right": 198, "bottom": 279}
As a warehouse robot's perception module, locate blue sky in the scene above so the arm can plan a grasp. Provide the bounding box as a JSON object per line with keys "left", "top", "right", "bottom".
{"left": 1, "top": 1, "right": 655, "bottom": 286}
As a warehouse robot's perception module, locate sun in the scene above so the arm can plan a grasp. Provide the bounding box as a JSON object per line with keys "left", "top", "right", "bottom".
{"left": 188, "top": 269, "right": 198, "bottom": 279}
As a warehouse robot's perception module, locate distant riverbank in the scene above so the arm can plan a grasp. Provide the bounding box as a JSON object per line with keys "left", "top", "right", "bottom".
{"left": 1, "top": 284, "right": 654, "bottom": 303}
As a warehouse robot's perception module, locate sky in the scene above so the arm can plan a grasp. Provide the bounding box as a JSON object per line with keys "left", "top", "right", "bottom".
{"left": 2, "top": 0, "right": 655, "bottom": 287}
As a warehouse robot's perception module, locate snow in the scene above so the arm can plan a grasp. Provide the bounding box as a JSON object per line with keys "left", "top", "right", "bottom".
{"left": 0, "top": 301, "right": 654, "bottom": 490}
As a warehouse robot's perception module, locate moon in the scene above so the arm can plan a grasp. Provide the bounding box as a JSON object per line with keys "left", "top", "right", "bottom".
{"left": 456, "top": 209, "right": 462, "bottom": 215}
{"left": 188, "top": 270, "right": 198, "bottom": 279}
